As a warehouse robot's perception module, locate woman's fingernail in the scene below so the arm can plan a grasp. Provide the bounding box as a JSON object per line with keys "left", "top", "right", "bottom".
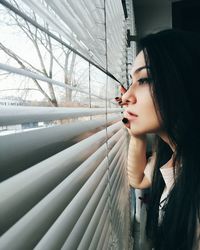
{"left": 122, "top": 86, "right": 126, "bottom": 90}
{"left": 120, "top": 85, "right": 127, "bottom": 92}
{"left": 122, "top": 118, "right": 129, "bottom": 124}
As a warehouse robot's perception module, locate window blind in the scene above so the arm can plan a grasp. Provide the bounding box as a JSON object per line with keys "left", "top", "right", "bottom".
{"left": 0, "top": 0, "right": 135, "bottom": 249}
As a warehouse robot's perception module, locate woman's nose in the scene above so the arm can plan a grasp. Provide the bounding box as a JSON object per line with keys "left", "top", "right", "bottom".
{"left": 121, "top": 88, "right": 136, "bottom": 106}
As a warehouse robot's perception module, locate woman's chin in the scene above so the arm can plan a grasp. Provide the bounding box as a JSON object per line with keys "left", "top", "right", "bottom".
{"left": 129, "top": 126, "right": 147, "bottom": 137}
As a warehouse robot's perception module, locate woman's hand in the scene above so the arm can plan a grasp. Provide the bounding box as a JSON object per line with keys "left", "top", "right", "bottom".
{"left": 114, "top": 84, "right": 150, "bottom": 189}
{"left": 115, "top": 85, "right": 130, "bottom": 127}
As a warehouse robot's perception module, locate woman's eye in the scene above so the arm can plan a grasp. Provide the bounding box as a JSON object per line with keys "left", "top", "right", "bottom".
{"left": 138, "top": 77, "right": 153, "bottom": 85}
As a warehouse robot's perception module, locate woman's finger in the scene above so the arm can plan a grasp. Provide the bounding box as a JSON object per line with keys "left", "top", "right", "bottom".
{"left": 119, "top": 85, "right": 127, "bottom": 94}
{"left": 122, "top": 117, "right": 130, "bottom": 129}
{"left": 115, "top": 97, "right": 122, "bottom": 102}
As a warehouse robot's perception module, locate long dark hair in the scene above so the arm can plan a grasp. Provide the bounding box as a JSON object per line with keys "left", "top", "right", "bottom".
{"left": 139, "top": 29, "right": 200, "bottom": 249}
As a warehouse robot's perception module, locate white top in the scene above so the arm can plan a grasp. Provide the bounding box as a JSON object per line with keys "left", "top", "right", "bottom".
{"left": 144, "top": 156, "right": 174, "bottom": 221}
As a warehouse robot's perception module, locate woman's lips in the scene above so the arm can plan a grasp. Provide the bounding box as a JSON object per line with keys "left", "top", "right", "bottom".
{"left": 125, "top": 110, "right": 138, "bottom": 121}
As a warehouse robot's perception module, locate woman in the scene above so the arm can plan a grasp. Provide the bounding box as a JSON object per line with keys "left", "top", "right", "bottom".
{"left": 116, "top": 29, "right": 200, "bottom": 250}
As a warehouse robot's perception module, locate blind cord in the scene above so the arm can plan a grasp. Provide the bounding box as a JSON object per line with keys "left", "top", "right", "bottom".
{"left": 103, "top": 0, "right": 115, "bottom": 247}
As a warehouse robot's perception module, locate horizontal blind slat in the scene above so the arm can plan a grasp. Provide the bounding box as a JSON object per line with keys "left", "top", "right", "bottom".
{"left": 0, "top": 126, "right": 124, "bottom": 236}
{"left": 96, "top": 220, "right": 111, "bottom": 250}
{"left": 111, "top": 175, "right": 127, "bottom": 234}
{"left": 60, "top": 142, "right": 126, "bottom": 249}
{"left": 88, "top": 156, "right": 127, "bottom": 250}
{"left": 0, "top": 140, "right": 125, "bottom": 249}
{"left": 33, "top": 137, "right": 127, "bottom": 249}
{"left": 31, "top": 156, "right": 110, "bottom": 250}
{"left": 77, "top": 188, "right": 110, "bottom": 250}
{"left": 102, "top": 228, "right": 112, "bottom": 250}
{"left": 0, "top": 63, "right": 112, "bottom": 101}
{"left": 110, "top": 150, "right": 126, "bottom": 186}
{"left": 110, "top": 162, "right": 126, "bottom": 195}
{"left": 0, "top": 106, "right": 122, "bottom": 125}
{"left": 61, "top": 183, "right": 110, "bottom": 250}
{"left": 35, "top": 166, "right": 109, "bottom": 250}
{"left": 110, "top": 166, "right": 127, "bottom": 249}
{"left": 75, "top": 147, "right": 125, "bottom": 250}
{"left": 111, "top": 160, "right": 126, "bottom": 206}
{"left": 0, "top": 155, "right": 107, "bottom": 249}
{"left": 88, "top": 209, "right": 110, "bottom": 250}
{"left": 0, "top": 115, "right": 120, "bottom": 180}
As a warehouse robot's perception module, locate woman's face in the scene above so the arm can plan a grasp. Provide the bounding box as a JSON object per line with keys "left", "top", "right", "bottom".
{"left": 122, "top": 51, "right": 163, "bottom": 136}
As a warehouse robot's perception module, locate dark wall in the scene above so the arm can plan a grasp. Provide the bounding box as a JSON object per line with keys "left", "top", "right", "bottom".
{"left": 133, "top": 1, "right": 172, "bottom": 40}
{"left": 172, "top": 0, "right": 200, "bottom": 33}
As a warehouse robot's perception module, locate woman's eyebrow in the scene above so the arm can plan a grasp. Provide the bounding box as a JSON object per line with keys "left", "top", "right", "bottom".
{"left": 133, "top": 66, "right": 150, "bottom": 75}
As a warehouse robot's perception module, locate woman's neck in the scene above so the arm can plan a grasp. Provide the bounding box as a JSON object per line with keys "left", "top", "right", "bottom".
{"left": 158, "top": 132, "right": 176, "bottom": 152}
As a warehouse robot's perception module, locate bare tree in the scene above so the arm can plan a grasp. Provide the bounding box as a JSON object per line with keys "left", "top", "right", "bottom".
{"left": 0, "top": 1, "right": 78, "bottom": 106}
